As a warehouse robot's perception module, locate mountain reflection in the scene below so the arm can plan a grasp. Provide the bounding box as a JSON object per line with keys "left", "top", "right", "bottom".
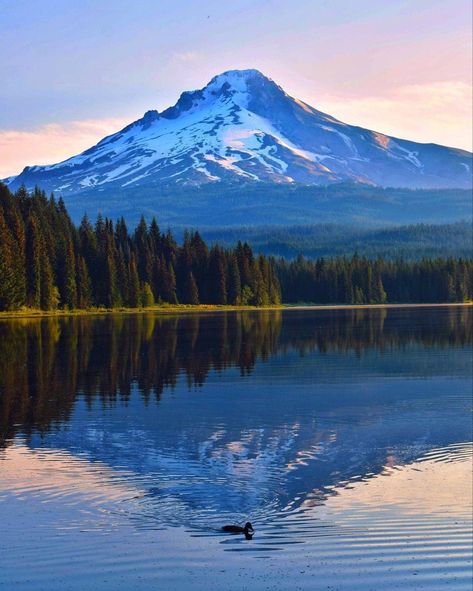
{"left": 0, "top": 307, "right": 471, "bottom": 449}
{"left": 1, "top": 306, "right": 472, "bottom": 538}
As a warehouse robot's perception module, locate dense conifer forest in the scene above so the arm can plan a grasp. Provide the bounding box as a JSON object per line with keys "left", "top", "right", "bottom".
{"left": 0, "top": 184, "right": 472, "bottom": 312}
{"left": 276, "top": 255, "right": 472, "bottom": 304}
{"left": 201, "top": 221, "right": 472, "bottom": 260}
{"left": 0, "top": 184, "right": 280, "bottom": 311}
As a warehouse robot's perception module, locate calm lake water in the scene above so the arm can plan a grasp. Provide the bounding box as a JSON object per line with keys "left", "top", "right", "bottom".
{"left": 0, "top": 306, "right": 472, "bottom": 591}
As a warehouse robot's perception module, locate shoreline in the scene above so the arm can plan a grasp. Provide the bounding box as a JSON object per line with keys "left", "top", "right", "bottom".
{"left": 0, "top": 301, "right": 471, "bottom": 320}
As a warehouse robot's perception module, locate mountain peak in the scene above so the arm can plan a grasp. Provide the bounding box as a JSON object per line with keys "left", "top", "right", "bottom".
{"left": 157, "top": 68, "right": 277, "bottom": 120}
{"left": 5, "top": 69, "right": 472, "bottom": 193}
{"left": 207, "top": 68, "right": 268, "bottom": 86}
{"left": 204, "top": 68, "right": 278, "bottom": 98}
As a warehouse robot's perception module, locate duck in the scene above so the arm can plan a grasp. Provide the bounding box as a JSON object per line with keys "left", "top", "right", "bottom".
{"left": 222, "top": 522, "right": 254, "bottom": 539}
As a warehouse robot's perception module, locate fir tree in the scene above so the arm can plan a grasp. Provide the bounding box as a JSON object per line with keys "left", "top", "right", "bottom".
{"left": 77, "top": 256, "right": 92, "bottom": 308}
{"left": 141, "top": 282, "right": 155, "bottom": 307}
{"left": 208, "top": 246, "right": 227, "bottom": 304}
{"left": 183, "top": 272, "right": 199, "bottom": 305}
{"left": 227, "top": 255, "right": 242, "bottom": 305}
{"left": 25, "top": 216, "right": 42, "bottom": 308}
{"left": 0, "top": 209, "right": 20, "bottom": 310}
{"left": 127, "top": 254, "right": 141, "bottom": 308}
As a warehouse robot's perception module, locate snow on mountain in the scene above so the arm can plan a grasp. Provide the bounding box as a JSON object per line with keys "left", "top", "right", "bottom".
{"left": 5, "top": 69, "right": 472, "bottom": 192}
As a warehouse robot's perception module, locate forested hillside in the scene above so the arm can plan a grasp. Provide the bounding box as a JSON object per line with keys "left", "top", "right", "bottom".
{"left": 44, "top": 182, "right": 472, "bottom": 227}
{"left": 201, "top": 222, "right": 472, "bottom": 260}
{"left": 0, "top": 184, "right": 472, "bottom": 312}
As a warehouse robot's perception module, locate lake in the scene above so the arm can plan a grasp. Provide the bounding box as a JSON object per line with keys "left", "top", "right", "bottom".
{"left": 0, "top": 306, "right": 472, "bottom": 591}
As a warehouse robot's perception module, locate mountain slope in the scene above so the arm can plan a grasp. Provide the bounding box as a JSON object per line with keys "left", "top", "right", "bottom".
{"left": 6, "top": 69, "right": 472, "bottom": 193}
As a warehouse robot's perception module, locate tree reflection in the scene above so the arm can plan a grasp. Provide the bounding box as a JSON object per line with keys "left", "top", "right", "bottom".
{"left": 0, "top": 307, "right": 471, "bottom": 448}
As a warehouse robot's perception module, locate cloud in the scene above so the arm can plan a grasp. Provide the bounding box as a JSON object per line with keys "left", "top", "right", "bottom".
{"left": 0, "top": 117, "right": 129, "bottom": 178}
{"left": 314, "top": 81, "right": 472, "bottom": 151}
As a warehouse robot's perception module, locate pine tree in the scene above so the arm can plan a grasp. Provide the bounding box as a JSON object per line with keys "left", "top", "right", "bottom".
{"left": 341, "top": 269, "right": 354, "bottom": 304}
{"left": 268, "top": 261, "right": 281, "bottom": 305}
{"left": 176, "top": 231, "right": 194, "bottom": 303}
{"left": 40, "top": 254, "right": 59, "bottom": 310}
{"left": 354, "top": 286, "right": 365, "bottom": 304}
{"left": 227, "top": 255, "right": 242, "bottom": 305}
{"left": 240, "top": 285, "right": 254, "bottom": 305}
{"left": 446, "top": 274, "right": 456, "bottom": 302}
{"left": 190, "top": 231, "right": 209, "bottom": 300}
{"left": 208, "top": 247, "right": 227, "bottom": 304}
{"left": 77, "top": 256, "right": 92, "bottom": 308}
{"left": 373, "top": 274, "right": 387, "bottom": 304}
{"left": 162, "top": 262, "right": 178, "bottom": 304}
{"left": 253, "top": 256, "right": 270, "bottom": 306}
{"left": 127, "top": 254, "right": 141, "bottom": 307}
{"left": 80, "top": 214, "right": 99, "bottom": 304}
{"left": 0, "top": 187, "right": 26, "bottom": 306}
{"left": 141, "top": 282, "right": 155, "bottom": 307}
{"left": 183, "top": 272, "right": 199, "bottom": 305}
{"left": 115, "top": 246, "right": 128, "bottom": 305}
{"left": 134, "top": 215, "right": 152, "bottom": 282}
{"left": 59, "top": 237, "right": 78, "bottom": 308}
{"left": 149, "top": 217, "right": 161, "bottom": 252}
{"left": 0, "top": 208, "right": 20, "bottom": 310}
{"left": 25, "top": 216, "right": 42, "bottom": 308}
{"left": 150, "top": 256, "right": 162, "bottom": 301}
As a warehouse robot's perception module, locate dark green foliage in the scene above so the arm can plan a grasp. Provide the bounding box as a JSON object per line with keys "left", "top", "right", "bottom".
{"left": 182, "top": 272, "right": 199, "bottom": 305}
{"left": 62, "top": 182, "right": 472, "bottom": 228}
{"left": 208, "top": 246, "right": 227, "bottom": 304}
{"left": 127, "top": 254, "right": 141, "bottom": 308}
{"left": 161, "top": 262, "right": 178, "bottom": 305}
{"left": 76, "top": 256, "right": 92, "bottom": 308}
{"left": 57, "top": 237, "right": 77, "bottom": 308}
{"left": 0, "top": 209, "right": 20, "bottom": 310}
{"left": 25, "top": 216, "right": 42, "bottom": 308}
{"left": 276, "top": 255, "right": 473, "bottom": 304}
{"left": 201, "top": 221, "right": 473, "bottom": 260}
{"left": 0, "top": 184, "right": 27, "bottom": 305}
{"left": 0, "top": 183, "right": 471, "bottom": 312}
{"left": 0, "top": 184, "right": 282, "bottom": 311}
{"left": 141, "top": 282, "right": 155, "bottom": 307}
{"left": 227, "top": 255, "right": 242, "bottom": 305}
{"left": 40, "top": 255, "right": 59, "bottom": 310}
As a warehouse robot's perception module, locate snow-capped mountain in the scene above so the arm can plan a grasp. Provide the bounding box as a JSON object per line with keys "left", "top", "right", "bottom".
{"left": 5, "top": 69, "right": 472, "bottom": 194}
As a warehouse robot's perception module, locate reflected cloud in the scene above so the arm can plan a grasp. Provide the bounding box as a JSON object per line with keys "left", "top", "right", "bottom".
{"left": 320, "top": 443, "right": 473, "bottom": 518}
{"left": 0, "top": 443, "right": 142, "bottom": 508}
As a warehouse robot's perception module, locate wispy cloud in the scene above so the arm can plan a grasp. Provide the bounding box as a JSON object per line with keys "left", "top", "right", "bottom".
{"left": 0, "top": 117, "right": 129, "bottom": 178}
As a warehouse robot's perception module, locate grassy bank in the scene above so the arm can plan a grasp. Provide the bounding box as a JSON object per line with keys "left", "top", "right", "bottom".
{"left": 0, "top": 302, "right": 471, "bottom": 320}
{"left": 0, "top": 303, "right": 285, "bottom": 320}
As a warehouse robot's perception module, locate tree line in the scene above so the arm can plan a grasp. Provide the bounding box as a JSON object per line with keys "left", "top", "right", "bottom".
{"left": 0, "top": 184, "right": 281, "bottom": 311}
{"left": 0, "top": 184, "right": 471, "bottom": 311}
{"left": 202, "top": 221, "right": 472, "bottom": 260}
{"left": 276, "top": 254, "right": 473, "bottom": 304}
